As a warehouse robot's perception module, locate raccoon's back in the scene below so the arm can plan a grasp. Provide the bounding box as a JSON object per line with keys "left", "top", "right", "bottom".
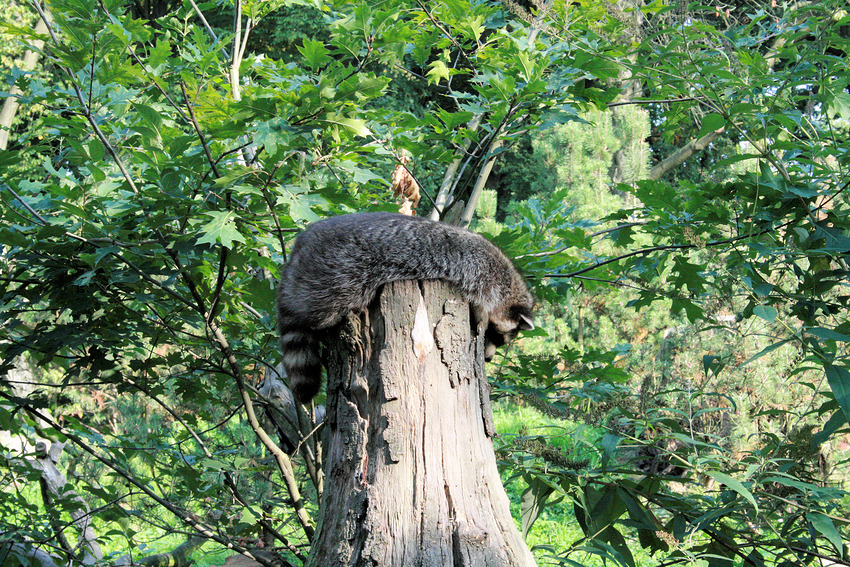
{"left": 283, "top": 212, "right": 507, "bottom": 312}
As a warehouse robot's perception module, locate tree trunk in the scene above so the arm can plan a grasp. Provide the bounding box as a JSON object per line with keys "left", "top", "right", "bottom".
{"left": 35, "top": 441, "right": 103, "bottom": 565}
{"left": 0, "top": 16, "right": 49, "bottom": 151}
{"left": 306, "top": 280, "right": 536, "bottom": 567}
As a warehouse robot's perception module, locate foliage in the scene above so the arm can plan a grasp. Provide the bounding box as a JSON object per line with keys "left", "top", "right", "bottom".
{"left": 495, "top": 1, "right": 850, "bottom": 566}
{"left": 1, "top": 0, "right": 850, "bottom": 565}
{"left": 0, "top": 0, "right": 599, "bottom": 563}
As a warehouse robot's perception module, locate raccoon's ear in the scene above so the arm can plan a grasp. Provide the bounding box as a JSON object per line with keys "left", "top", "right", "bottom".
{"left": 518, "top": 313, "right": 534, "bottom": 331}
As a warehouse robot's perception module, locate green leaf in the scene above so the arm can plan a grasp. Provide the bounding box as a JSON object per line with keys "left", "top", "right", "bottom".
{"left": 739, "top": 338, "right": 793, "bottom": 368}
{"left": 671, "top": 256, "right": 706, "bottom": 293}
{"left": 706, "top": 471, "right": 758, "bottom": 513}
{"left": 807, "top": 512, "right": 843, "bottom": 557}
{"left": 336, "top": 160, "right": 384, "bottom": 184}
{"left": 436, "top": 109, "right": 475, "bottom": 130}
{"left": 465, "top": 14, "right": 485, "bottom": 42}
{"left": 828, "top": 92, "right": 850, "bottom": 121}
{"left": 600, "top": 433, "right": 620, "bottom": 469}
{"left": 599, "top": 525, "right": 636, "bottom": 567}
{"left": 761, "top": 475, "right": 824, "bottom": 494}
{"left": 580, "top": 57, "right": 621, "bottom": 80}
{"left": 253, "top": 118, "right": 293, "bottom": 158}
{"left": 825, "top": 364, "right": 850, "bottom": 425}
{"left": 324, "top": 115, "right": 372, "bottom": 137}
{"left": 299, "top": 38, "right": 331, "bottom": 69}
{"left": 813, "top": 410, "right": 847, "bottom": 446}
{"left": 135, "top": 103, "right": 163, "bottom": 133}
{"left": 278, "top": 185, "right": 324, "bottom": 223}
{"left": 520, "top": 475, "right": 556, "bottom": 538}
{"left": 583, "top": 484, "right": 628, "bottom": 535}
{"left": 86, "top": 139, "right": 105, "bottom": 161}
{"left": 196, "top": 211, "right": 245, "bottom": 249}
{"left": 618, "top": 488, "right": 661, "bottom": 531}
{"left": 671, "top": 298, "right": 704, "bottom": 321}
{"left": 426, "top": 59, "right": 451, "bottom": 84}
{"left": 808, "top": 327, "right": 850, "bottom": 343}
{"left": 702, "top": 355, "right": 724, "bottom": 377}
{"left": 752, "top": 305, "right": 777, "bottom": 323}
{"left": 698, "top": 113, "right": 726, "bottom": 137}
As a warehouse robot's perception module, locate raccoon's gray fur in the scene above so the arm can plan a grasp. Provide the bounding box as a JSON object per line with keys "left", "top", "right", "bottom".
{"left": 276, "top": 212, "right": 535, "bottom": 403}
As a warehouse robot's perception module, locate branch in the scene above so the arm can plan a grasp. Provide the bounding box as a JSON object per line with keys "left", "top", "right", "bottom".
{"left": 545, "top": 219, "right": 795, "bottom": 279}
{"left": 0, "top": 392, "right": 280, "bottom": 567}
{"left": 231, "top": 0, "right": 244, "bottom": 102}
{"left": 415, "top": 0, "right": 475, "bottom": 66}
{"left": 207, "top": 322, "right": 316, "bottom": 541}
{"left": 98, "top": 2, "right": 190, "bottom": 124}
{"left": 34, "top": 442, "right": 103, "bottom": 565}
{"left": 38, "top": 477, "right": 76, "bottom": 560}
{"left": 458, "top": 100, "right": 525, "bottom": 226}
{"left": 32, "top": 0, "right": 139, "bottom": 194}
{"left": 428, "top": 5, "right": 546, "bottom": 223}
{"left": 134, "top": 536, "right": 205, "bottom": 567}
{"left": 258, "top": 372, "right": 324, "bottom": 500}
{"left": 184, "top": 0, "right": 229, "bottom": 59}
{"left": 608, "top": 96, "right": 703, "bottom": 108}
{"left": 648, "top": 128, "right": 724, "bottom": 180}
{"left": 428, "top": 115, "right": 482, "bottom": 221}
{"left": 176, "top": 81, "right": 230, "bottom": 324}
{"left": 179, "top": 81, "right": 220, "bottom": 180}
{"left": 1, "top": 544, "right": 61, "bottom": 567}
{"left": 228, "top": 0, "right": 256, "bottom": 166}
{"left": 514, "top": 222, "right": 648, "bottom": 260}
{"left": 459, "top": 134, "right": 504, "bottom": 228}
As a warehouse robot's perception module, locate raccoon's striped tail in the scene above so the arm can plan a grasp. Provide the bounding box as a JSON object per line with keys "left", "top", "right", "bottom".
{"left": 279, "top": 328, "right": 323, "bottom": 403}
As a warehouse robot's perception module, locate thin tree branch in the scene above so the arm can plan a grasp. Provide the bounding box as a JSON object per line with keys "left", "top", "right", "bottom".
{"left": 546, "top": 219, "right": 796, "bottom": 279}
{"left": 32, "top": 0, "right": 139, "bottom": 194}
{"left": 429, "top": 115, "right": 482, "bottom": 221}
{"left": 206, "top": 322, "right": 315, "bottom": 540}
{"left": 648, "top": 128, "right": 725, "bottom": 180}
{"left": 184, "top": 0, "right": 230, "bottom": 60}
{"left": 0, "top": 392, "right": 280, "bottom": 567}
{"left": 608, "top": 96, "right": 703, "bottom": 108}
{"left": 179, "top": 81, "right": 220, "bottom": 179}
{"left": 514, "top": 222, "right": 649, "bottom": 260}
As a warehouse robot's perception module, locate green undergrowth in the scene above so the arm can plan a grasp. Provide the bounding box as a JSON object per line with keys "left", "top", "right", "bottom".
{"left": 493, "top": 400, "right": 654, "bottom": 567}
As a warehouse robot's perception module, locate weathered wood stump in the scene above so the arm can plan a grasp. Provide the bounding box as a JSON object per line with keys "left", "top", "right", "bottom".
{"left": 306, "top": 280, "right": 537, "bottom": 567}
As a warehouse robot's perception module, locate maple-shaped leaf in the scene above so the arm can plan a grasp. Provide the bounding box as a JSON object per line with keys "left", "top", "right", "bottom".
{"left": 196, "top": 211, "right": 245, "bottom": 249}
{"left": 671, "top": 256, "right": 706, "bottom": 294}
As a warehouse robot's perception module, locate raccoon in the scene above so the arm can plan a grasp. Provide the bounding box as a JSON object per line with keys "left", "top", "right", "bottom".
{"left": 276, "top": 212, "right": 535, "bottom": 403}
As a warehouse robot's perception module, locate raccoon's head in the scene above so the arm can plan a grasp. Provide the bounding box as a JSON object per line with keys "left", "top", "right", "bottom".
{"left": 484, "top": 303, "right": 534, "bottom": 361}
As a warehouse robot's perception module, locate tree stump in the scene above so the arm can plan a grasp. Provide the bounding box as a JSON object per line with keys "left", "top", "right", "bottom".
{"left": 306, "top": 280, "right": 537, "bottom": 567}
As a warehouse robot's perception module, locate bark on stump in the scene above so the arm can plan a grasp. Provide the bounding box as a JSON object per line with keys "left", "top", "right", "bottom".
{"left": 306, "top": 280, "right": 537, "bottom": 567}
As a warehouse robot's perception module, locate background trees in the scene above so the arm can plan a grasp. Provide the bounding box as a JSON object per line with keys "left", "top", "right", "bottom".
{"left": 1, "top": 0, "right": 849, "bottom": 565}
